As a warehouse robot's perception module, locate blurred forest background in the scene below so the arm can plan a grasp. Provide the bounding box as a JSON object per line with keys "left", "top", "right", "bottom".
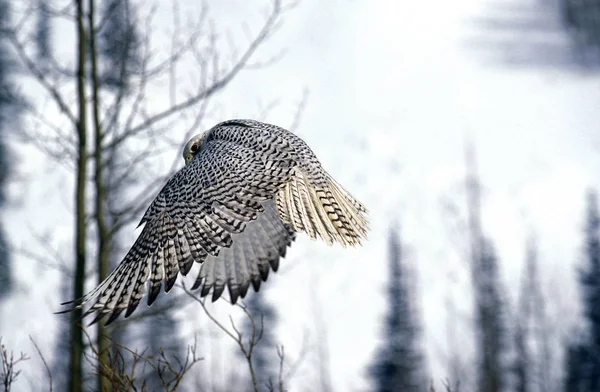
{"left": 1, "top": 0, "right": 600, "bottom": 391}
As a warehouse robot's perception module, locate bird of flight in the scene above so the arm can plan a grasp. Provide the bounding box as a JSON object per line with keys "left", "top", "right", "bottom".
{"left": 60, "top": 119, "right": 369, "bottom": 325}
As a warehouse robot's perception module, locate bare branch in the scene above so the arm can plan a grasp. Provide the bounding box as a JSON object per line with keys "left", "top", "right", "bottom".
{"left": 105, "top": 0, "right": 286, "bottom": 151}
{"left": 182, "top": 283, "right": 238, "bottom": 342}
{"left": 182, "top": 283, "right": 294, "bottom": 392}
{"left": 82, "top": 324, "right": 203, "bottom": 392}
{"left": 107, "top": 292, "right": 189, "bottom": 332}
{"left": 29, "top": 336, "right": 53, "bottom": 392}
{"left": 281, "top": 329, "right": 308, "bottom": 384}
{"left": 7, "top": 232, "right": 72, "bottom": 277}
{"left": 442, "top": 378, "right": 460, "bottom": 392}
{"left": 289, "top": 88, "right": 309, "bottom": 133}
{"left": 101, "top": 3, "right": 158, "bottom": 142}
{"left": 16, "top": 103, "right": 77, "bottom": 164}
{"left": 0, "top": 338, "right": 30, "bottom": 392}
{"left": 169, "top": 0, "right": 181, "bottom": 108}
{"left": 6, "top": 31, "right": 77, "bottom": 125}
{"left": 276, "top": 345, "right": 284, "bottom": 392}
{"left": 245, "top": 48, "right": 288, "bottom": 69}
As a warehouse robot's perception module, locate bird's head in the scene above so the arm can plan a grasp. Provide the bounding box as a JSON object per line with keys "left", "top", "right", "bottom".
{"left": 182, "top": 133, "right": 206, "bottom": 165}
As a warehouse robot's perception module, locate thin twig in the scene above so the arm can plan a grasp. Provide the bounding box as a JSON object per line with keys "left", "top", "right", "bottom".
{"left": 29, "top": 336, "right": 53, "bottom": 392}
{"left": 277, "top": 345, "right": 285, "bottom": 392}
{"left": 182, "top": 283, "right": 264, "bottom": 392}
{"left": 0, "top": 338, "right": 30, "bottom": 392}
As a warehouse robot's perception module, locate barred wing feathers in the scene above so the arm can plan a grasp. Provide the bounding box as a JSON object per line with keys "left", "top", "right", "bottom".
{"left": 61, "top": 138, "right": 291, "bottom": 325}
{"left": 192, "top": 201, "right": 296, "bottom": 304}
{"left": 59, "top": 119, "right": 369, "bottom": 325}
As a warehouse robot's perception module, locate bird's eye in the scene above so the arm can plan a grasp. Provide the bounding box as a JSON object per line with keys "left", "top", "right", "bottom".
{"left": 190, "top": 143, "right": 198, "bottom": 153}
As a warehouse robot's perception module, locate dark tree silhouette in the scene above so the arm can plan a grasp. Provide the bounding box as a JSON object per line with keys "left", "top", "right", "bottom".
{"left": 0, "top": 0, "right": 22, "bottom": 303}
{"left": 579, "top": 190, "right": 600, "bottom": 389}
{"left": 98, "top": 0, "right": 140, "bottom": 91}
{"left": 34, "top": 0, "right": 52, "bottom": 66}
{"left": 563, "top": 340, "right": 590, "bottom": 392}
{"left": 514, "top": 240, "right": 533, "bottom": 392}
{"left": 560, "top": 0, "right": 600, "bottom": 49}
{"left": 514, "top": 313, "right": 529, "bottom": 392}
{"left": 51, "top": 277, "right": 74, "bottom": 391}
{"left": 368, "top": 226, "right": 427, "bottom": 392}
{"left": 513, "top": 236, "right": 555, "bottom": 392}
{"left": 465, "top": 143, "right": 507, "bottom": 392}
{"left": 240, "top": 288, "right": 279, "bottom": 391}
{"left": 563, "top": 190, "right": 600, "bottom": 391}
{"left": 474, "top": 239, "right": 506, "bottom": 392}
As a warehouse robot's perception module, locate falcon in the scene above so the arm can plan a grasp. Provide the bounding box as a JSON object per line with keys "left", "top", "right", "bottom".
{"left": 60, "top": 119, "right": 369, "bottom": 325}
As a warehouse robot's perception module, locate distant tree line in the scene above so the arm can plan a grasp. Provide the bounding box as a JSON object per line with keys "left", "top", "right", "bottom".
{"left": 368, "top": 149, "right": 600, "bottom": 392}
{"left": 560, "top": 0, "right": 600, "bottom": 50}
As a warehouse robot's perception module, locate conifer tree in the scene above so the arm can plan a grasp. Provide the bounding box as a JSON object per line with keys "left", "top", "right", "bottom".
{"left": 369, "top": 226, "right": 427, "bottom": 392}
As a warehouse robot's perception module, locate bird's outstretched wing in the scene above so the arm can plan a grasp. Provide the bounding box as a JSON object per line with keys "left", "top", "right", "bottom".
{"left": 59, "top": 119, "right": 369, "bottom": 326}
{"left": 60, "top": 138, "right": 293, "bottom": 325}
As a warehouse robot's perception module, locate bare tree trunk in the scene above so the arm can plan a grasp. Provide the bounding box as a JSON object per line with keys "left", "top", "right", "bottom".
{"left": 87, "top": 1, "right": 111, "bottom": 390}
{"left": 68, "top": 1, "right": 88, "bottom": 391}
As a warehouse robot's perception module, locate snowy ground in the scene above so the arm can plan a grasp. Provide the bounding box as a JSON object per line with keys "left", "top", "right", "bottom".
{"left": 3, "top": 0, "right": 600, "bottom": 390}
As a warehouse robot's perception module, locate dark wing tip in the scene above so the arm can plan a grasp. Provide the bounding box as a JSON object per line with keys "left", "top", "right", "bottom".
{"left": 228, "top": 284, "right": 240, "bottom": 304}
{"left": 251, "top": 276, "right": 261, "bottom": 292}
{"left": 212, "top": 284, "right": 225, "bottom": 302}
{"left": 269, "top": 256, "right": 280, "bottom": 272}
{"left": 56, "top": 295, "right": 88, "bottom": 316}
{"left": 191, "top": 276, "right": 204, "bottom": 291}
{"left": 164, "top": 274, "right": 178, "bottom": 293}
{"left": 87, "top": 310, "right": 107, "bottom": 326}
{"left": 124, "top": 300, "right": 141, "bottom": 319}
{"left": 148, "top": 283, "right": 162, "bottom": 306}
{"left": 200, "top": 283, "right": 211, "bottom": 298}
{"left": 239, "top": 281, "right": 250, "bottom": 299}
{"left": 54, "top": 307, "right": 75, "bottom": 315}
{"left": 257, "top": 262, "right": 270, "bottom": 281}
{"left": 105, "top": 308, "right": 124, "bottom": 326}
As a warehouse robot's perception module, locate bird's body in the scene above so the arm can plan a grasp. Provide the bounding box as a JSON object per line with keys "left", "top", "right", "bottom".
{"left": 61, "top": 119, "right": 368, "bottom": 325}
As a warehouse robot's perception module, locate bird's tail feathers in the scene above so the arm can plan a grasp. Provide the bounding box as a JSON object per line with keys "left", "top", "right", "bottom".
{"left": 276, "top": 169, "right": 368, "bottom": 246}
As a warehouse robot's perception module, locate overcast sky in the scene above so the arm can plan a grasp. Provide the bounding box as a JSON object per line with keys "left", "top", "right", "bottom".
{"left": 4, "top": 0, "right": 600, "bottom": 390}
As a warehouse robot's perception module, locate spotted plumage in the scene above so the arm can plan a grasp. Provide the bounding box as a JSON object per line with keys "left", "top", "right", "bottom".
{"left": 60, "top": 119, "right": 369, "bottom": 325}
